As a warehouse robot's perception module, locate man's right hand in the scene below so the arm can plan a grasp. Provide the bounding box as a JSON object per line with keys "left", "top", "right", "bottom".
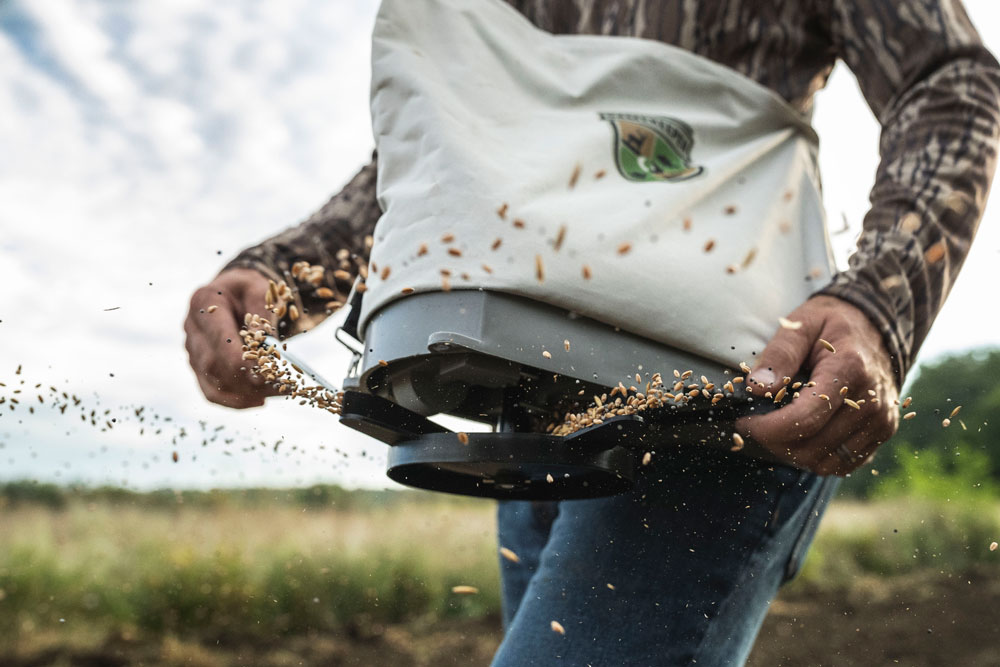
{"left": 184, "top": 268, "right": 280, "bottom": 408}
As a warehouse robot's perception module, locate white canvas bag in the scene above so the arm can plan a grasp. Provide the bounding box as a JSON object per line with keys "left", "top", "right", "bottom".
{"left": 362, "top": 0, "right": 835, "bottom": 368}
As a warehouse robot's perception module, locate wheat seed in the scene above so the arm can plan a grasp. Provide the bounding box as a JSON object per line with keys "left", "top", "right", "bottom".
{"left": 316, "top": 287, "right": 335, "bottom": 299}
{"left": 491, "top": 238, "right": 502, "bottom": 251}
{"left": 546, "top": 473, "right": 554, "bottom": 483}
{"left": 451, "top": 585, "right": 479, "bottom": 595}
{"left": 550, "top": 620, "right": 565, "bottom": 635}
{"left": 942, "top": 418, "right": 951, "bottom": 428}
{"left": 991, "top": 542, "right": 998, "bottom": 552}
{"left": 778, "top": 317, "right": 802, "bottom": 330}
{"left": 903, "top": 411, "right": 917, "bottom": 420}
{"left": 417, "top": 243, "right": 428, "bottom": 256}
{"left": 497, "top": 203, "right": 508, "bottom": 219}
{"left": 401, "top": 287, "right": 414, "bottom": 295}
{"left": 564, "top": 339, "right": 571, "bottom": 351}
{"left": 535, "top": 255, "right": 545, "bottom": 282}
{"left": 441, "top": 233, "right": 455, "bottom": 243}
{"left": 554, "top": 225, "right": 567, "bottom": 251}
{"left": 703, "top": 239, "right": 715, "bottom": 252}
{"left": 542, "top": 350, "right": 552, "bottom": 359}
{"left": 513, "top": 219, "right": 525, "bottom": 229}
{"left": 500, "top": 547, "right": 520, "bottom": 563}
{"left": 457, "top": 432, "right": 469, "bottom": 445}
{"left": 448, "top": 248, "right": 462, "bottom": 257}
{"left": 902, "top": 397, "right": 912, "bottom": 409}
{"left": 950, "top": 405, "right": 962, "bottom": 418}
{"left": 618, "top": 242, "right": 632, "bottom": 255}
{"left": 840, "top": 386, "right": 849, "bottom": 396}
{"left": 819, "top": 339, "right": 836, "bottom": 353}
{"left": 844, "top": 398, "right": 861, "bottom": 410}
{"left": 568, "top": 164, "right": 581, "bottom": 189}
{"left": 582, "top": 265, "right": 592, "bottom": 279}
{"left": 731, "top": 432, "right": 745, "bottom": 451}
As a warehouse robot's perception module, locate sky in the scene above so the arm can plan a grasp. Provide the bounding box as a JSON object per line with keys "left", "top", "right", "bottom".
{"left": 1, "top": 0, "right": 999, "bottom": 490}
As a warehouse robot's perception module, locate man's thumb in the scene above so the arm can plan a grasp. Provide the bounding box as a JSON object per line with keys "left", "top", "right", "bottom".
{"left": 746, "top": 319, "right": 817, "bottom": 394}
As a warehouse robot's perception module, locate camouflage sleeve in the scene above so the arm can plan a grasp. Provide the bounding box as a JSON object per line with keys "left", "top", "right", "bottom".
{"left": 223, "top": 155, "right": 381, "bottom": 337}
{"left": 818, "top": 0, "right": 1000, "bottom": 385}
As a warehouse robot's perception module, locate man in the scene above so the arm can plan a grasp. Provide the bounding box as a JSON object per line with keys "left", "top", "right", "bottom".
{"left": 185, "top": 1, "right": 999, "bottom": 664}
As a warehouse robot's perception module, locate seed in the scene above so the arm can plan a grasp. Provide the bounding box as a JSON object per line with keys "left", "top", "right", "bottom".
{"left": 774, "top": 386, "right": 787, "bottom": 403}
{"left": 378, "top": 359, "right": 389, "bottom": 367}
{"left": 782, "top": 376, "right": 791, "bottom": 385}
{"left": 441, "top": 276, "right": 451, "bottom": 291}
{"left": 542, "top": 350, "right": 552, "bottom": 359}
{"left": 778, "top": 317, "right": 802, "bottom": 330}
{"left": 171, "top": 451, "right": 178, "bottom": 463}
{"left": 582, "top": 264, "right": 592, "bottom": 279}
{"left": 288, "top": 305, "right": 300, "bottom": 321}
{"left": 451, "top": 585, "right": 479, "bottom": 595}
{"left": 380, "top": 266, "right": 391, "bottom": 280}
{"left": 334, "top": 269, "right": 353, "bottom": 282}
{"left": 568, "top": 164, "right": 581, "bottom": 189}
{"left": 448, "top": 248, "right": 463, "bottom": 257}
{"left": 607, "top": 583, "right": 615, "bottom": 590}
{"left": 903, "top": 411, "right": 917, "bottom": 420}
{"left": 703, "top": 239, "right": 715, "bottom": 252}
{"left": 924, "top": 240, "right": 946, "bottom": 264}
{"left": 417, "top": 243, "right": 428, "bottom": 256}
{"left": 726, "top": 264, "right": 739, "bottom": 274}
{"left": 683, "top": 218, "right": 692, "bottom": 231}
{"left": 840, "top": 386, "right": 849, "bottom": 396}
{"left": 355, "top": 282, "right": 367, "bottom": 293}
{"left": 550, "top": 620, "right": 565, "bottom": 635}
{"left": 554, "top": 225, "right": 567, "bottom": 251}
{"left": 456, "top": 431, "right": 470, "bottom": 445}
{"left": 681, "top": 370, "right": 693, "bottom": 380}
{"left": 500, "top": 547, "right": 520, "bottom": 563}
{"left": 950, "top": 405, "right": 962, "bottom": 418}
{"left": 792, "top": 382, "right": 802, "bottom": 390}
{"left": 401, "top": 287, "right": 414, "bottom": 295}
{"left": 844, "top": 398, "right": 861, "bottom": 410}
{"left": 564, "top": 339, "right": 571, "bottom": 351}
{"left": 535, "top": 255, "right": 545, "bottom": 282}
{"left": 731, "top": 433, "right": 745, "bottom": 451}
{"left": 724, "top": 381, "right": 735, "bottom": 393}
{"left": 741, "top": 247, "right": 757, "bottom": 268}
{"left": 902, "top": 397, "right": 912, "bottom": 409}
{"left": 594, "top": 169, "right": 606, "bottom": 179}
{"left": 724, "top": 205, "right": 737, "bottom": 215}
{"left": 819, "top": 339, "right": 836, "bottom": 353}
{"left": 316, "top": 287, "right": 335, "bottom": 298}
{"left": 441, "top": 233, "right": 455, "bottom": 243}
{"left": 868, "top": 389, "right": 877, "bottom": 397}
{"left": 482, "top": 264, "right": 493, "bottom": 274}
{"left": 617, "top": 242, "right": 632, "bottom": 255}
{"left": 546, "top": 473, "right": 554, "bottom": 483}
{"left": 497, "top": 203, "right": 508, "bottom": 219}
{"left": 739, "top": 362, "right": 752, "bottom": 374}
{"left": 732, "top": 377, "right": 744, "bottom": 384}
{"left": 942, "top": 418, "right": 951, "bottom": 428}
{"left": 991, "top": 542, "right": 998, "bottom": 552}
{"left": 783, "top": 190, "right": 794, "bottom": 201}
{"left": 594, "top": 395, "right": 603, "bottom": 407}
{"left": 491, "top": 238, "right": 502, "bottom": 250}
{"left": 818, "top": 394, "right": 830, "bottom": 401}
{"left": 513, "top": 219, "right": 525, "bottom": 228}
{"left": 642, "top": 452, "right": 652, "bottom": 466}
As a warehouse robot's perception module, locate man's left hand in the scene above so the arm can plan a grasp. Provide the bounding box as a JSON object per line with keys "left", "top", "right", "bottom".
{"left": 734, "top": 295, "right": 900, "bottom": 476}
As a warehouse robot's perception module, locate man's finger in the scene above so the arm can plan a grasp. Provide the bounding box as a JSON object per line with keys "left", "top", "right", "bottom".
{"left": 751, "top": 405, "right": 874, "bottom": 471}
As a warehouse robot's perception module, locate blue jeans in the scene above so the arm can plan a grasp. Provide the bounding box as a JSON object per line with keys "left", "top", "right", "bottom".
{"left": 492, "top": 446, "right": 839, "bottom": 666}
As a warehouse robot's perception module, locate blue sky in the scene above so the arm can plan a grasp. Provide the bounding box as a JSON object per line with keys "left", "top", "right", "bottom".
{"left": 1, "top": 0, "right": 998, "bottom": 490}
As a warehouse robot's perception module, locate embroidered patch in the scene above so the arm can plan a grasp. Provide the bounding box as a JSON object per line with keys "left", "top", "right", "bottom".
{"left": 600, "top": 112, "right": 703, "bottom": 182}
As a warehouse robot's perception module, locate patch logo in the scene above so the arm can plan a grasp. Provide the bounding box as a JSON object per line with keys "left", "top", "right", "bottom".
{"left": 600, "top": 112, "right": 704, "bottom": 182}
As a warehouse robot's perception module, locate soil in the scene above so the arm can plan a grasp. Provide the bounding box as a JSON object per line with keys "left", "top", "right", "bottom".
{"left": 6, "top": 568, "right": 998, "bottom": 666}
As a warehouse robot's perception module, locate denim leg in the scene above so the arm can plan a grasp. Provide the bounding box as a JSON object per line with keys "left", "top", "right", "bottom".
{"left": 490, "top": 447, "right": 839, "bottom": 667}
{"left": 496, "top": 499, "right": 559, "bottom": 630}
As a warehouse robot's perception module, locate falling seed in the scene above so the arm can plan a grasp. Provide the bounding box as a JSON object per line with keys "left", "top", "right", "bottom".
{"left": 380, "top": 266, "right": 392, "bottom": 280}
{"left": 725, "top": 264, "right": 739, "bottom": 274}
{"left": 783, "top": 190, "right": 794, "bottom": 202}
{"left": 819, "top": 339, "right": 836, "bottom": 353}
{"left": 206, "top": 305, "right": 218, "bottom": 314}
{"left": 288, "top": 305, "right": 300, "bottom": 321}
{"left": 554, "top": 225, "right": 567, "bottom": 251}
{"left": 582, "top": 265, "right": 592, "bottom": 279}
{"left": 844, "top": 398, "right": 861, "bottom": 410}
{"left": 500, "top": 547, "right": 520, "bottom": 563}
{"left": 594, "top": 395, "right": 603, "bottom": 407}
{"left": 731, "top": 433, "right": 745, "bottom": 451}
{"left": 681, "top": 370, "right": 693, "bottom": 380}
{"left": 482, "top": 264, "right": 493, "bottom": 274}
{"left": 400, "top": 287, "right": 415, "bottom": 295}
{"left": 902, "top": 397, "right": 912, "bottom": 409}
{"left": 417, "top": 243, "right": 429, "bottom": 256}
{"left": 491, "top": 238, "right": 502, "bottom": 251}
{"left": 497, "top": 203, "right": 508, "bottom": 219}
{"left": 683, "top": 218, "right": 692, "bottom": 231}
{"left": 355, "top": 282, "right": 367, "bottom": 293}
{"left": 778, "top": 317, "right": 802, "bottom": 330}
{"left": 642, "top": 452, "right": 652, "bottom": 466}
{"left": 378, "top": 359, "right": 389, "bottom": 367}
{"left": 607, "top": 583, "right": 615, "bottom": 590}
{"left": 942, "top": 418, "right": 951, "bottom": 428}
{"left": 617, "top": 242, "right": 632, "bottom": 255}
{"left": 950, "top": 405, "right": 962, "bottom": 418}
{"left": 334, "top": 269, "right": 353, "bottom": 282}
{"left": 840, "top": 386, "right": 849, "bottom": 396}
{"left": 903, "top": 411, "right": 917, "bottom": 420}
{"left": 451, "top": 585, "right": 479, "bottom": 595}
{"left": 991, "top": 542, "right": 998, "bottom": 552}
{"left": 513, "top": 219, "right": 525, "bottom": 229}
{"left": 448, "top": 248, "right": 463, "bottom": 257}
{"left": 739, "top": 362, "right": 752, "bottom": 374}
{"left": 441, "top": 276, "right": 451, "bottom": 292}
{"left": 782, "top": 376, "right": 791, "bottom": 385}
{"left": 316, "top": 287, "right": 335, "bottom": 299}
{"left": 724, "top": 205, "right": 737, "bottom": 215}
{"left": 703, "top": 239, "right": 715, "bottom": 252}
{"left": 773, "top": 386, "right": 788, "bottom": 403}
{"left": 550, "top": 620, "right": 565, "bottom": 635}
{"left": 594, "top": 169, "right": 606, "bottom": 179}
{"left": 924, "top": 240, "right": 947, "bottom": 264}
{"left": 568, "top": 164, "right": 581, "bottom": 189}
{"left": 741, "top": 247, "right": 757, "bottom": 268}
{"left": 546, "top": 473, "right": 554, "bottom": 483}
{"left": 542, "top": 350, "right": 552, "bottom": 359}
{"left": 535, "top": 255, "right": 545, "bottom": 282}
{"left": 818, "top": 394, "right": 830, "bottom": 401}
{"left": 564, "top": 339, "right": 571, "bottom": 351}
{"left": 457, "top": 432, "right": 469, "bottom": 445}
{"left": 441, "top": 233, "right": 455, "bottom": 243}
{"left": 171, "top": 451, "right": 179, "bottom": 463}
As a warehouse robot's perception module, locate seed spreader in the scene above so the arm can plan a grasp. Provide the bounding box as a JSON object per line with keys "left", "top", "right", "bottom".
{"left": 331, "top": 289, "right": 788, "bottom": 501}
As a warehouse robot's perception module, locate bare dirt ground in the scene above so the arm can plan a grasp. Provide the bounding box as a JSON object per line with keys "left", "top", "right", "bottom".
{"left": 6, "top": 568, "right": 998, "bottom": 666}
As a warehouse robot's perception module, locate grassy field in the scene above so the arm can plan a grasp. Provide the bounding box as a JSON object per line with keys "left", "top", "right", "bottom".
{"left": 2, "top": 488, "right": 999, "bottom": 665}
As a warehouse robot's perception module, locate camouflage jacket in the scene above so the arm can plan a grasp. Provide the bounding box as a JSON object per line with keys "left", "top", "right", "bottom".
{"left": 225, "top": 0, "right": 1000, "bottom": 386}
